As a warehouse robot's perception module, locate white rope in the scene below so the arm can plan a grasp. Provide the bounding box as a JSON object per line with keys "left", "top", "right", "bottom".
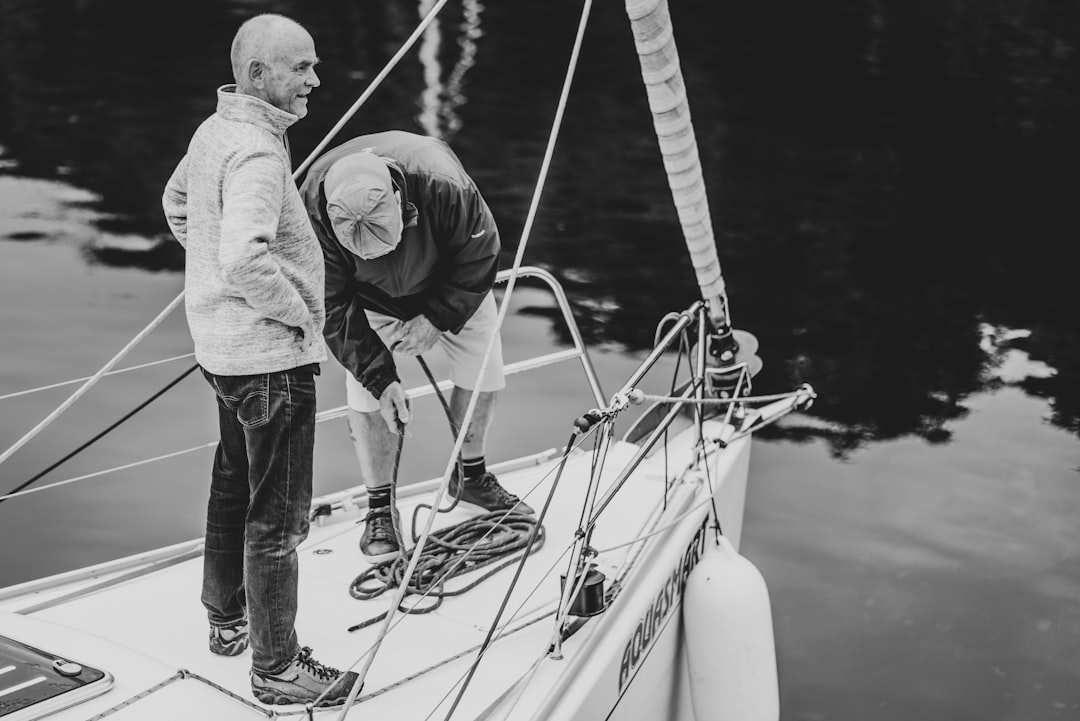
{"left": 335, "top": 1, "right": 596, "bottom": 716}
{"left": 294, "top": 0, "right": 452, "bottom": 177}
{"left": 0, "top": 293, "right": 186, "bottom": 467}
{"left": 0, "top": 353, "right": 196, "bottom": 402}
{"left": 439, "top": 3, "right": 598, "bottom": 716}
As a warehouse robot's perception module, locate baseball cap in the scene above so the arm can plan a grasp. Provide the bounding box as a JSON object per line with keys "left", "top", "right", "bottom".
{"left": 323, "top": 152, "right": 403, "bottom": 260}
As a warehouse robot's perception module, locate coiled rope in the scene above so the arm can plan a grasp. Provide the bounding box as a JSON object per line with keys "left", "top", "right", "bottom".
{"left": 347, "top": 511, "right": 544, "bottom": 629}
{"left": 346, "top": 352, "right": 546, "bottom": 629}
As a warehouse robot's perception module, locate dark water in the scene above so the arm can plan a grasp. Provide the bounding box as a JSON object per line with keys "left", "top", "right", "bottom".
{"left": 1, "top": 1, "right": 1078, "bottom": 719}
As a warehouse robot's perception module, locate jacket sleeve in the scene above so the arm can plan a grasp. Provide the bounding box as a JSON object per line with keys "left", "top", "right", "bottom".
{"left": 318, "top": 219, "right": 401, "bottom": 399}
{"left": 219, "top": 150, "right": 313, "bottom": 330}
{"left": 162, "top": 155, "right": 189, "bottom": 248}
{"left": 421, "top": 177, "right": 500, "bottom": 333}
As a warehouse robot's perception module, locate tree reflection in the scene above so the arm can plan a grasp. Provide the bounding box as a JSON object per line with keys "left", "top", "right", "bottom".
{"left": 0, "top": 0, "right": 1077, "bottom": 454}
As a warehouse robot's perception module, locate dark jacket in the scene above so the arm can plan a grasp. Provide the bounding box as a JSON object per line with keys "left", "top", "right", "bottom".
{"left": 300, "top": 131, "right": 500, "bottom": 399}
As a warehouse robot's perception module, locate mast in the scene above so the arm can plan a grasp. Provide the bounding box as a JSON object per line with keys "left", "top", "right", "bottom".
{"left": 624, "top": 0, "right": 728, "bottom": 328}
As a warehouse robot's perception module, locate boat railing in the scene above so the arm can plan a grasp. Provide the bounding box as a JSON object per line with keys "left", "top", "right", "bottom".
{"left": 0, "top": 266, "right": 605, "bottom": 507}
{"left": 314, "top": 266, "right": 606, "bottom": 428}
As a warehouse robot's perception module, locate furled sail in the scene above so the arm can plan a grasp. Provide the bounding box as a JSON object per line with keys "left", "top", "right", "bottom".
{"left": 624, "top": 0, "right": 727, "bottom": 327}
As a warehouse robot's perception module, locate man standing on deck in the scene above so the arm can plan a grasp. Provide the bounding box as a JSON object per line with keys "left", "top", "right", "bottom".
{"left": 161, "top": 14, "right": 359, "bottom": 707}
{"left": 299, "top": 131, "right": 534, "bottom": 563}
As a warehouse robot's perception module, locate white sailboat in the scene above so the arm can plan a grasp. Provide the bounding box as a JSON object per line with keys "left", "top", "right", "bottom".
{"left": 0, "top": 1, "right": 814, "bottom": 719}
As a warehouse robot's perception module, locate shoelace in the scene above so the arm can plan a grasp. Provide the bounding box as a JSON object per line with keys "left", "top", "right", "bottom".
{"left": 471, "top": 473, "right": 518, "bottom": 504}
{"left": 296, "top": 647, "right": 341, "bottom": 681}
{"left": 366, "top": 512, "right": 395, "bottom": 542}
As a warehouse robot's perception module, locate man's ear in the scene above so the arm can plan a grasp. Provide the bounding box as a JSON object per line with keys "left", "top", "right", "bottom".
{"left": 246, "top": 59, "right": 265, "bottom": 87}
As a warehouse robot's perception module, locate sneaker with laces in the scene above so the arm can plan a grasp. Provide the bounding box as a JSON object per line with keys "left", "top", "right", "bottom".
{"left": 251, "top": 647, "right": 360, "bottom": 706}
{"left": 209, "top": 619, "right": 249, "bottom": 656}
{"left": 360, "top": 509, "right": 400, "bottom": 563}
{"left": 451, "top": 471, "right": 534, "bottom": 515}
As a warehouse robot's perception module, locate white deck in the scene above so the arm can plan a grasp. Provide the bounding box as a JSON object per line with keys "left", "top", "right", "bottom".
{"left": 1, "top": 432, "right": 714, "bottom": 720}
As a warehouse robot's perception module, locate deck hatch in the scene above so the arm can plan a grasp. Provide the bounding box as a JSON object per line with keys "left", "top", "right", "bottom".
{"left": 0, "top": 635, "right": 112, "bottom": 720}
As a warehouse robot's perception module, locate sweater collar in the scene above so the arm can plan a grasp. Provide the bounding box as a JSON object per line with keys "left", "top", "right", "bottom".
{"left": 215, "top": 84, "right": 298, "bottom": 136}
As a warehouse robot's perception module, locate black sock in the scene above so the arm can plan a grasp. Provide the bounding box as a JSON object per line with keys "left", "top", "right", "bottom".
{"left": 368, "top": 486, "right": 391, "bottom": 512}
{"left": 462, "top": 456, "right": 486, "bottom": 481}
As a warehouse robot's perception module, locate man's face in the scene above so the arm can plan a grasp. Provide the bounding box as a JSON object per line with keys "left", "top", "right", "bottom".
{"left": 262, "top": 32, "right": 320, "bottom": 118}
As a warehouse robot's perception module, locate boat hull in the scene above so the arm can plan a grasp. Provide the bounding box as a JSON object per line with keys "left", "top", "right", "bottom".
{"left": 509, "top": 432, "right": 753, "bottom": 721}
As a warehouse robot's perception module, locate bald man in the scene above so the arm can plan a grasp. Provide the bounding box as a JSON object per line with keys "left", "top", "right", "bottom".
{"left": 162, "top": 13, "right": 358, "bottom": 707}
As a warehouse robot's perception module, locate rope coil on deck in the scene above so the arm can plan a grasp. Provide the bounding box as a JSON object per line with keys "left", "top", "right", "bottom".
{"left": 347, "top": 511, "right": 544, "bottom": 630}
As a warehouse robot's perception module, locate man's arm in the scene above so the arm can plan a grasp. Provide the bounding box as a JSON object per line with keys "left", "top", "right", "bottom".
{"left": 319, "top": 224, "right": 401, "bottom": 399}
{"left": 219, "top": 150, "right": 311, "bottom": 331}
{"left": 420, "top": 177, "right": 500, "bottom": 333}
{"left": 162, "top": 155, "right": 189, "bottom": 248}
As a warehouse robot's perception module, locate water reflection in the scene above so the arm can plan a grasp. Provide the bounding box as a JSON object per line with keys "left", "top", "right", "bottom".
{"left": 0, "top": 0, "right": 1077, "bottom": 454}
{"left": 416, "top": 0, "right": 483, "bottom": 140}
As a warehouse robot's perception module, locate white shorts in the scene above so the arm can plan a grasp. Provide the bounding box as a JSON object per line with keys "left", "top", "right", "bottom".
{"left": 345, "top": 292, "right": 506, "bottom": 412}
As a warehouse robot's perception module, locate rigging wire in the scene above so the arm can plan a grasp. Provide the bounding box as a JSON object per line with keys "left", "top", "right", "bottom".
{"left": 662, "top": 326, "right": 692, "bottom": 506}
{"left": 439, "top": 431, "right": 581, "bottom": 721}
{"left": 593, "top": 496, "right": 714, "bottom": 554}
{"left": 436, "top": 2, "right": 597, "bottom": 717}
{"left": 0, "top": 293, "right": 185, "bottom": 468}
{"left": 0, "top": 409, "right": 341, "bottom": 503}
{"left": 637, "top": 389, "right": 801, "bottom": 405}
{"left": 0, "top": 442, "right": 217, "bottom": 502}
{"left": 332, "top": 0, "right": 600, "bottom": 712}
{"left": 0, "top": 353, "right": 195, "bottom": 402}
{"left": 0, "top": 0, "right": 448, "bottom": 474}
{"left": 295, "top": 0, "right": 453, "bottom": 177}
{"left": 0, "top": 364, "right": 199, "bottom": 506}
{"left": 410, "top": 541, "right": 580, "bottom": 721}
{"left": 357, "top": 610, "right": 556, "bottom": 713}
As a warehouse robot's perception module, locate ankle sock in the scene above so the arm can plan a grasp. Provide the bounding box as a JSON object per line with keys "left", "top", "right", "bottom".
{"left": 462, "top": 457, "right": 486, "bottom": 482}
{"left": 368, "top": 486, "right": 391, "bottom": 512}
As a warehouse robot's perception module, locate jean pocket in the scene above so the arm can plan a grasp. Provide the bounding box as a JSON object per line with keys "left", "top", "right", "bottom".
{"left": 235, "top": 376, "right": 270, "bottom": 428}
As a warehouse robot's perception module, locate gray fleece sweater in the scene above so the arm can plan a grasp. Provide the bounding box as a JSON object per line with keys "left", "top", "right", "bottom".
{"left": 162, "top": 85, "right": 326, "bottom": 375}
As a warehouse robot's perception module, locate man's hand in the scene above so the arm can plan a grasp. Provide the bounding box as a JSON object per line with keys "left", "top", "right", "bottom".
{"left": 299, "top": 319, "right": 322, "bottom": 353}
{"left": 391, "top": 314, "right": 441, "bottom": 356}
{"left": 379, "top": 381, "right": 411, "bottom": 433}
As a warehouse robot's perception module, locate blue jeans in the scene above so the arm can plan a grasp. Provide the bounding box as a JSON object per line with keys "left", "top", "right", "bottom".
{"left": 199, "top": 364, "right": 318, "bottom": 675}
